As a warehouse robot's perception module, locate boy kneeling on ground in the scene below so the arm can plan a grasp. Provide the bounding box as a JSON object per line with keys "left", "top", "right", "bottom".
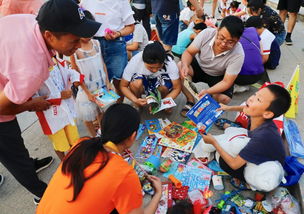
{"left": 202, "top": 84, "right": 291, "bottom": 188}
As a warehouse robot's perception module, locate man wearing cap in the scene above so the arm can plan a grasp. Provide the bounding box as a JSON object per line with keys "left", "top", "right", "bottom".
{"left": 0, "top": 0, "right": 100, "bottom": 204}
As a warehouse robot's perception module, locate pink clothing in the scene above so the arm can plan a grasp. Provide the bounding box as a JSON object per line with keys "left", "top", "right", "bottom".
{"left": 0, "top": 14, "right": 54, "bottom": 122}
{"left": 0, "top": 0, "right": 43, "bottom": 16}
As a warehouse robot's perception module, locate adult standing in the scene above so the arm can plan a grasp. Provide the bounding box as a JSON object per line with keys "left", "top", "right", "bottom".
{"left": 80, "top": 0, "right": 135, "bottom": 103}
{"left": 277, "top": 0, "right": 302, "bottom": 45}
{"left": 130, "top": 0, "right": 152, "bottom": 39}
{"left": 200, "top": 0, "right": 219, "bottom": 18}
{"left": 0, "top": 0, "right": 101, "bottom": 203}
{"left": 151, "top": 0, "right": 204, "bottom": 51}
{"left": 179, "top": 16, "right": 244, "bottom": 116}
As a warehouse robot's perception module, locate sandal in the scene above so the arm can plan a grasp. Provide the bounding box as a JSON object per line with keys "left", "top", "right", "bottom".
{"left": 215, "top": 118, "right": 241, "bottom": 130}
{"left": 180, "top": 101, "right": 195, "bottom": 117}
{"left": 230, "top": 178, "right": 250, "bottom": 191}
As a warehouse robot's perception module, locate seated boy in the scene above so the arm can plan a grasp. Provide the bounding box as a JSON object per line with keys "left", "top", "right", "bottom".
{"left": 201, "top": 84, "right": 291, "bottom": 184}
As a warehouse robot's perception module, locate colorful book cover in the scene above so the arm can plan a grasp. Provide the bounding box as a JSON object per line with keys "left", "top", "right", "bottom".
{"left": 163, "top": 162, "right": 212, "bottom": 192}
{"left": 161, "top": 147, "right": 191, "bottom": 164}
{"left": 186, "top": 94, "right": 223, "bottom": 133}
{"left": 158, "top": 122, "right": 197, "bottom": 153}
{"left": 135, "top": 135, "right": 159, "bottom": 162}
{"left": 145, "top": 119, "right": 162, "bottom": 134}
{"left": 156, "top": 183, "right": 173, "bottom": 214}
{"left": 146, "top": 90, "right": 176, "bottom": 114}
{"left": 92, "top": 88, "right": 120, "bottom": 107}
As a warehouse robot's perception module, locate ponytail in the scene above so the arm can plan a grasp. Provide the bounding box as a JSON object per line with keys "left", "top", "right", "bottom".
{"left": 61, "top": 104, "right": 140, "bottom": 201}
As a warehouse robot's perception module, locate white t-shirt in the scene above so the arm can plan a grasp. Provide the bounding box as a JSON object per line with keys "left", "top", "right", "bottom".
{"left": 179, "top": 7, "right": 194, "bottom": 22}
{"left": 123, "top": 52, "right": 180, "bottom": 81}
{"left": 128, "top": 23, "right": 149, "bottom": 51}
{"left": 260, "top": 29, "right": 275, "bottom": 55}
{"left": 80, "top": 0, "right": 135, "bottom": 37}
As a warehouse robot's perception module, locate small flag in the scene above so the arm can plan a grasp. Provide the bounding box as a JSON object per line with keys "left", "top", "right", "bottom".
{"left": 285, "top": 65, "right": 300, "bottom": 118}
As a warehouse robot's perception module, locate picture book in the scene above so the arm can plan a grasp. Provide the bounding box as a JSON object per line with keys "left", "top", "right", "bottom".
{"left": 145, "top": 119, "right": 162, "bottom": 134}
{"left": 156, "top": 183, "right": 173, "bottom": 214}
{"left": 92, "top": 88, "right": 120, "bottom": 107}
{"left": 146, "top": 90, "right": 176, "bottom": 114}
{"left": 135, "top": 135, "right": 159, "bottom": 162}
{"left": 163, "top": 162, "right": 212, "bottom": 192}
{"left": 186, "top": 94, "right": 223, "bottom": 134}
{"left": 158, "top": 122, "right": 197, "bottom": 153}
{"left": 161, "top": 147, "right": 191, "bottom": 164}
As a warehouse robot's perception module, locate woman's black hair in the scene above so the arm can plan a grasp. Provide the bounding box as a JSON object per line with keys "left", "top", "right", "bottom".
{"left": 193, "top": 22, "right": 207, "bottom": 31}
{"left": 61, "top": 103, "right": 140, "bottom": 201}
{"left": 230, "top": 1, "right": 241, "bottom": 9}
{"left": 142, "top": 41, "right": 173, "bottom": 71}
{"left": 167, "top": 200, "right": 193, "bottom": 214}
{"left": 247, "top": 0, "right": 265, "bottom": 13}
{"left": 245, "top": 16, "right": 263, "bottom": 28}
{"left": 187, "top": 0, "right": 192, "bottom": 8}
{"left": 83, "top": 10, "right": 95, "bottom": 21}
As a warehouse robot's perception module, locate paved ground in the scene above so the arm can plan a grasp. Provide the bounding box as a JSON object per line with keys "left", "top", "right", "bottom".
{"left": 1, "top": 3, "right": 304, "bottom": 214}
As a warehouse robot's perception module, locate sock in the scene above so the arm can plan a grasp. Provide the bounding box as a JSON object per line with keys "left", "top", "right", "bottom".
{"left": 286, "top": 32, "right": 292, "bottom": 39}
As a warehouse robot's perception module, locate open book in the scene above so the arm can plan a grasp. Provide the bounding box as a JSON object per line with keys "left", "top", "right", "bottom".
{"left": 146, "top": 90, "right": 176, "bottom": 114}
{"left": 92, "top": 88, "right": 120, "bottom": 107}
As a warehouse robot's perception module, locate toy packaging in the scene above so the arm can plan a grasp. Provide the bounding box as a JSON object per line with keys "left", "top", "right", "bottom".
{"left": 163, "top": 162, "right": 212, "bottom": 192}
{"left": 92, "top": 88, "right": 120, "bottom": 107}
{"left": 156, "top": 183, "right": 173, "bottom": 214}
{"left": 158, "top": 122, "right": 197, "bottom": 153}
{"left": 135, "top": 135, "right": 159, "bottom": 162}
{"left": 161, "top": 147, "right": 191, "bottom": 164}
{"left": 145, "top": 119, "right": 162, "bottom": 134}
{"left": 186, "top": 94, "right": 223, "bottom": 134}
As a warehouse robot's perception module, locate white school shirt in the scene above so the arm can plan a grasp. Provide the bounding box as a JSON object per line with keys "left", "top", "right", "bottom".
{"left": 179, "top": 7, "right": 194, "bottom": 22}
{"left": 260, "top": 29, "right": 275, "bottom": 55}
{"left": 127, "top": 23, "right": 149, "bottom": 51}
{"left": 80, "top": 0, "right": 135, "bottom": 37}
{"left": 122, "top": 52, "right": 179, "bottom": 81}
{"left": 35, "top": 64, "right": 82, "bottom": 135}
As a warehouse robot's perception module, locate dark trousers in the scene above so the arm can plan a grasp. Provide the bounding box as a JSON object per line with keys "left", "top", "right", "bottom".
{"left": 219, "top": 157, "right": 246, "bottom": 181}
{"left": 0, "top": 119, "right": 47, "bottom": 198}
{"left": 132, "top": 7, "right": 151, "bottom": 39}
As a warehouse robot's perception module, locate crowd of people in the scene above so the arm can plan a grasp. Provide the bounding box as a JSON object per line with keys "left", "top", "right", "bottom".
{"left": 0, "top": 0, "right": 300, "bottom": 213}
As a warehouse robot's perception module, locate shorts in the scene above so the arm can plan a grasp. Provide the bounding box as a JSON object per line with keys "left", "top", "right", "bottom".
{"left": 191, "top": 58, "right": 234, "bottom": 98}
{"left": 277, "top": 0, "right": 302, "bottom": 13}
{"left": 154, "top": 13, "right": 179, "bottom": 46}
{"left": 96, "top": 37, "right": 128, "bottom": 80}
{"left": 131, "top": 73, "right": 173, "bottom": 95}
{"left": 48, "top": 124, "right": 79, "bottom": 152}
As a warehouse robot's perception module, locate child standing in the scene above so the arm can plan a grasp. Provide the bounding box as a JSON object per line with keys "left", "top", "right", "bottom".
{"left": 35, "top": 62, "right": 82, "bottom": 160}
{"left": 70, "top": 11, "right": 111, "bottom": 137}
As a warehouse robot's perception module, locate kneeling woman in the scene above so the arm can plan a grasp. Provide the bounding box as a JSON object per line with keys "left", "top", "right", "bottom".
{"left": 120, "top": 42, "right": 181, "bottom": 112}
{"left": 37, "top": 104, "right": 162, "bottom": 214}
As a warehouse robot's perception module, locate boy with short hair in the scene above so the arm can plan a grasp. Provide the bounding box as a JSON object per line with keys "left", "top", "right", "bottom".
{"left": 202, "top": 84, "right": 291, "bottom": 182}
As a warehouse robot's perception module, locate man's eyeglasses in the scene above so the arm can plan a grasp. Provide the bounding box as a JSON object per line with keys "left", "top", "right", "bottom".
{"left": 216, "top": 34, "right": 238, "bottom": 48}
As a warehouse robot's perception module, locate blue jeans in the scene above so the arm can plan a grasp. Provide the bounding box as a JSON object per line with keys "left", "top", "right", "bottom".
{"left": 154, "top": 13, "right": 179, "bottom": 46}
{"left": 274, "top": 30, "right": 286, "bottom": 46}
{"left": 96, "top": 37, "right": 128, "bottom": 80}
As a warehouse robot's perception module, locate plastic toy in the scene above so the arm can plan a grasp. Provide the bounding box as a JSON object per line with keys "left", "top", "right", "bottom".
{"left": 212, "top": 175, "right": 224, "bottom": 190}
{"left": 104, "top": 28, "right": 113, "bottom": 34}
{"left": 168, "top": 174, "right": 182, "bottom": 188}
{"left": 144, "top": 145, "right": 162, "bottom": 170}
{"left": 142, "top": 179, "right": 155, "bottom": 195}
{"left": 216, "top": 191, "right": 240, "bottom": 210}
{"left": 160, "top": 159, "right": 173, "bottom": 172}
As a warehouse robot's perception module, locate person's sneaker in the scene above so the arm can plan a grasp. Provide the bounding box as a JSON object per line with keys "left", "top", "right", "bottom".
{"left": 233, "top": 85, "right": 250, "bottom": 93}
{"left": 34, "top": 156, "right": 54, "bottom": 173}
{"left": 285, "top": 37, "right": 293, "bottom": 45}
{"left": 33, "top": 197, "right": 40, "bottom": 206}
{"left": 0, "top": 174, "right": 4, "bottom": 187}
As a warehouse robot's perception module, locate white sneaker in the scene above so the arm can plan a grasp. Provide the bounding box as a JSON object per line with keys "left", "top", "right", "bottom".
{"left": 234, "top": 85, "right": 250, "bottom": 93}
